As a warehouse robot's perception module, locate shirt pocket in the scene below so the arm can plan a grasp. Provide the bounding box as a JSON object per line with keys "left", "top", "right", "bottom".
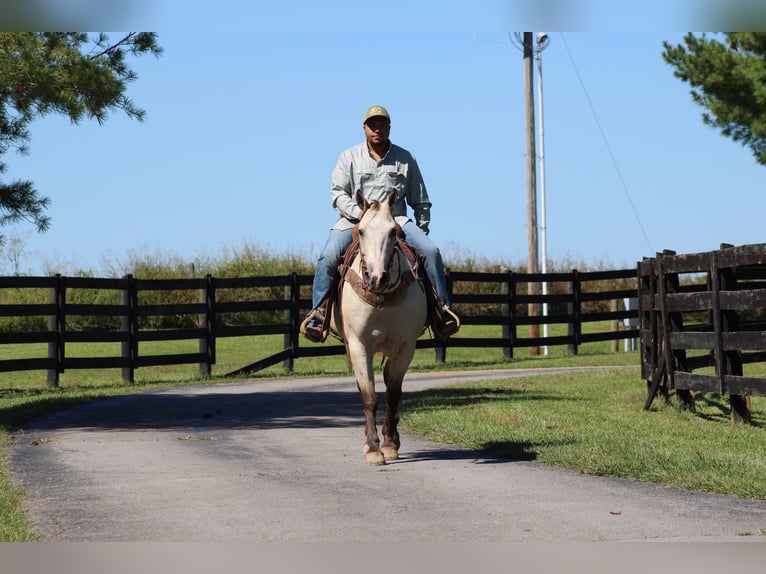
{"left": 386, "top": 169, "right": 406, "bottom": 198}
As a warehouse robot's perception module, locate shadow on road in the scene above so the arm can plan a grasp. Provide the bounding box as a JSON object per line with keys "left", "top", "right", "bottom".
{"left": 15, "top": 388, "right": 368, "bottom": 432}
{"left": 10, "top": 381, "right": 558, "bottom": 464}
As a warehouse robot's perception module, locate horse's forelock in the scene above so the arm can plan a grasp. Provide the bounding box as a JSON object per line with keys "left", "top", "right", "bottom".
{"left": 359, "top": 199, "right": 390, "bottom": 225}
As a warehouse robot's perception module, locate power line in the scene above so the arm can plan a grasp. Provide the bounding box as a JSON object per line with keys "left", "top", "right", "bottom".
{"left": 559, "top": 33, "right": 654, "bottom": 255}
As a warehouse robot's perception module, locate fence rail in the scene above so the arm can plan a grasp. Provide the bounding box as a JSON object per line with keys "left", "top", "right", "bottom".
{"left": 1, "top": 268, "right": 639, "bottom": 386}
{"left": 639, "top": 243, "right": 766, "bottom": 423}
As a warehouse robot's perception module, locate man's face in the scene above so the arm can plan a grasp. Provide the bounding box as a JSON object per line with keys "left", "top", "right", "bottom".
{"left": 364, "top": 117, "right": 391, "bottom": 146}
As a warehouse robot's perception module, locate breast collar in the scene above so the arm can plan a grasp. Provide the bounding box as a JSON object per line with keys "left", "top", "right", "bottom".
{"left": 339, "top": 232, "right": 421, "bottom": 309}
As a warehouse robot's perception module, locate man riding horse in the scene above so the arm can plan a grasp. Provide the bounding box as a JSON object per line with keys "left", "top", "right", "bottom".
{"left": 301, "top": 104, "right": 460, "bottom": 343}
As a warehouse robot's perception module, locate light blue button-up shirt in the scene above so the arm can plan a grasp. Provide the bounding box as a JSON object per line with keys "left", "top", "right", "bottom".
{"left": 330, "top": 141, "right": 432, "bottom": 233}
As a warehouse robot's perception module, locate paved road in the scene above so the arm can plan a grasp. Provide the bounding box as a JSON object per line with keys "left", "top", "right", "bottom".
{"left": 8, "top": 368, "right": 766, "bottom": 542}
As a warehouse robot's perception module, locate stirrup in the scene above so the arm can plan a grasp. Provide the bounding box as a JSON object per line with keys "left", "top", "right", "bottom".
{"left": 300, "top": 308, "right": 328, "bottom": 343}
{"left": 433, "top": 304, "right": 461, "bottom": 339}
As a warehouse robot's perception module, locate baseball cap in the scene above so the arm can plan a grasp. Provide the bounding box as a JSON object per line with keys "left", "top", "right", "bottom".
{"left": 363, "top": 105, "right": 390, "bottom": 123}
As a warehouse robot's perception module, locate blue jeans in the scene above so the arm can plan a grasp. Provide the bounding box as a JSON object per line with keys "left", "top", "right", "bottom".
{"left": 311, "top": 221, "right": 451, "bottom": 310}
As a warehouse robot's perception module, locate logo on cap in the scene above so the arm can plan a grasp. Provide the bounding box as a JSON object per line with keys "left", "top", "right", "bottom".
{"left": 364, "top": 105, "right": 390, "bottom": 122}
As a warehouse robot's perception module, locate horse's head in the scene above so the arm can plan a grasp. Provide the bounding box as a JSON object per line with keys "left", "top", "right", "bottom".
{"left": 355, "top": 190, "right": 398, "bottom": 292}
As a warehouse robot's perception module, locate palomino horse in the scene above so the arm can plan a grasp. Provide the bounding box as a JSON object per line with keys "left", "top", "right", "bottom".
{"left": 330, "top": 190, "right": 428, "bottom": 465}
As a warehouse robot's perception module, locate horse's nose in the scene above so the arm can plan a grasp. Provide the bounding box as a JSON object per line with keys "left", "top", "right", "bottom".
{"left": 364, "top": 269, "right": 389, "bottom": 291}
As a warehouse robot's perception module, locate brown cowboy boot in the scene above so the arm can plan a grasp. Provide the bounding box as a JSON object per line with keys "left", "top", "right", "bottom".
{"left": 432, "top": 303, "right": 461, "bottom": 338}
{"left": 300, "top": 301, "right": 329, "bottom": 343}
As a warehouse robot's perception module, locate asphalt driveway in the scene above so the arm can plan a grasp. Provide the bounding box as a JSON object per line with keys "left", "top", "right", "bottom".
{"left": 8, "top": 368, "right": 766, "bottom": 542}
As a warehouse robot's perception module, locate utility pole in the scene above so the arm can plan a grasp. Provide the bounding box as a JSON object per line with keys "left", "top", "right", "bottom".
{"left": 523, "top": 32, "right": 540, "bottom": 355}
{"left": 537, "top": 32, "right": 551, "bottom": 355}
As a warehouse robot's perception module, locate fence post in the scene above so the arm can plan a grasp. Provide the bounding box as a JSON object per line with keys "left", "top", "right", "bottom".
{"left": 639, "top": 259, "right": 660, "bottom": 409}
{"left": 47, "top": 273, "right": 63, "bottom": 388}
{"left": 644, "top": 257, "right": 671, "bottom": 406}
{"left": 659, "top": 250, "right": 694, "bottom": 411}
{"left": 198, "top": 274, "right": 215, "bottom": 377}
{"left": 647, "top": 262, "right": 658, "bottom": 399}
{"left": 713, "top": 249, "right": 750, "bottom": 423}
{"left": 121, "top": 274, "right": 136, "bottom": 383}
{"left": 528, "top": 275, "right": 541, "bottom": 356}
{"left": 502, "top": 269, "right": 514, "bottom": 359}
{"left": 284, "top": 272, "right": 298, "bottom": 373}
{"left": 623, "top": 296, "right": 638, "bottom": 352}
{"left": 568, "top": 270, "right": 580, "bottom": 355}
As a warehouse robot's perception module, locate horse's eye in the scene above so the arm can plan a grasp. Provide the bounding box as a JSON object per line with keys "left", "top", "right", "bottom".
{"left": 358, "top": 229, "right": 365, "bottom": 237}
{"left": 388, "top": 229, "right": 396, "bottom": 239}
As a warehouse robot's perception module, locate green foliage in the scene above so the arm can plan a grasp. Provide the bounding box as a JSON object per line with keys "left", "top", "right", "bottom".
{"left": 201, "top": 243, "right": 316, "bottom": 277}
{"left": 0, "top": 246, "right": 635, "bottom": 333}
{"left": 0, "top": 32, "right": 162, "bottom": 246}
{"left": 0, "top": 285, "right": 45, "bottom": 332}
{"left": 449, "top": 257, "right": 634, "bottom": 318}
{"left": 663, "top": 32, "right": 766, "bottom": 165}
{"left": 201, "top": 243, "right": 318, "bottom": 326}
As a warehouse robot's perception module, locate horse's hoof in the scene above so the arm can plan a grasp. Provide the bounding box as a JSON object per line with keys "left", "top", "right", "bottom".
{"left": 365, "top": 451, "right": 386, "bottom": 465}
{"left": 380, "top": 446, "right": 399, "bottom": 460}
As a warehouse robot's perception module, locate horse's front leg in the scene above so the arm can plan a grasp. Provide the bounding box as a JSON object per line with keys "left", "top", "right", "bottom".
{"left": 380, "top": 348, "right": 413, "bottom": 461}
{"left": 349, "top": 344, "right": 385, "bottom": 465}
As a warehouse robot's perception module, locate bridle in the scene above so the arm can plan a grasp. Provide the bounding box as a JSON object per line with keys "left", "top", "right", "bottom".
{"left": 341, "top": 203, "right": 419, "bottom": 308}
{"left": 346, "top": 239, "right": 415, "bottom": 308}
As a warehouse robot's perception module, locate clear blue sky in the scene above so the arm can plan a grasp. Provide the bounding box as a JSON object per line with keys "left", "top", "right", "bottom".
{"left": 2, "top": 4, "right": 764, "bottom": 275}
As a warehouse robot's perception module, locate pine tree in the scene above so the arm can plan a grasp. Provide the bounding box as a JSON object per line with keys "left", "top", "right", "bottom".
{"left": 663, "top": 32, "right": 766, "bottom": 165}
{"left": 0, "top": 32, "right": 162, "bottom": 246}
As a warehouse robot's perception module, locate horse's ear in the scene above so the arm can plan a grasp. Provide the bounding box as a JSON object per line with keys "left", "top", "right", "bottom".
{"left": 355, "top": 189, "right": 368, "bottom": 210}
{"left": 387, "top": 190, "right": 397, "bottom": 210}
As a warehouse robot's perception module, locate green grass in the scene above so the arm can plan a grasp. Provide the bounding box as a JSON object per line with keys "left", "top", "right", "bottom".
{"left": 0, "top": 451, "right": 37, "bottom": 541}
{"left": 400, "top": 367, "right": 766, "bottom": 499}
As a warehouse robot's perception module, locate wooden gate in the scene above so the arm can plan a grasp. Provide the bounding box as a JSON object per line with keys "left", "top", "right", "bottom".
{"left": 639, "top": 243, "right": 766, "bottom": 423}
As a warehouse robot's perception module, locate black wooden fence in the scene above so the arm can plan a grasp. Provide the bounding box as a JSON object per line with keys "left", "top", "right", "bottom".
{"left": 0, "top": 268, "right": 639, "bottom": 386}
{"left": 639, "top": 243, "right": 766, "bottom": 423}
